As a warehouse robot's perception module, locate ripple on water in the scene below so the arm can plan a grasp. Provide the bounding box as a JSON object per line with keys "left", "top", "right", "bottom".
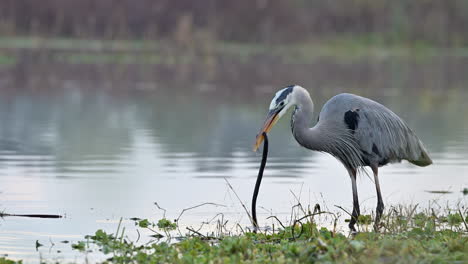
{"left": 1, "top": 83, "right": 467, "bottom": 262}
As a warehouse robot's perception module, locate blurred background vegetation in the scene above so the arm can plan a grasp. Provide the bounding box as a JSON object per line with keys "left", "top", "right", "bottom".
{"left": 1, "top": 0, "right": 468, "bottom": 47}
{"left": 1, "top": 0, "right": 468, "bottom": 97}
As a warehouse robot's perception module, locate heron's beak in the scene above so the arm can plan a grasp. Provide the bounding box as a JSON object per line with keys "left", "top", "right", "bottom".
{"left": 253, "top": 109, "right": 281, "bottom": 151}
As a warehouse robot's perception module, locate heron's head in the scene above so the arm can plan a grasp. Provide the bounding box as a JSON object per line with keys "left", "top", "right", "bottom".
{"left": 253, "top": 85, "right": 300, "bottom": 151}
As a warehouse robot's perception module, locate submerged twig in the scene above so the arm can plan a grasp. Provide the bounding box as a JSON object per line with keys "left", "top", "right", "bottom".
{"left": 186, "top": 227, "right": 206, "bottom": 237}
{"left": 154, "top": 202, "right": 167, "bottom": 218}
{"left": 145, "top": 226, "right": 164, "bottom": 238}
{"left": 48, "top": 238, "right": 55, "bottom": 253}
{"left": 457, "top": 209, "right": 468, "bottom": 231}
{"left": 176, "top": 202, "right": 226, "bottom": 223}
{"left": 294, "top": 211, "right": 336, "bottom": 223}
{"left": 195, "top": 213, "right": 225, "bottom": 233}
{"left": 266, "top": 215, "right": 286, "bottom": 229}
{"left": 236, "top": 223, "right": 245, "bottom": 235}
{"left": 334, "top": 205, "right": 352, "bottom": 217}
{"left": 186, "top": 227, "right": 219, "bottom": 240}
{"left": 291, "top": 220, "right": 305, "bottom": 240}
{"left": 224, "top": 178, "right": 253, "bottom": 222}
{"left": 289, "top": 203, "right": 303, "bottom": 227}
{"left": 135, "top": 228, "right": 141, "bottom": 243}
{"left": 175, "top": 202, "right": 226, "bottom": 236}
{"left": 0, "top": 213, "right": 62, "bottom": 219}
{"left": 290, "top": 185, "right": 307, "bottom": 216}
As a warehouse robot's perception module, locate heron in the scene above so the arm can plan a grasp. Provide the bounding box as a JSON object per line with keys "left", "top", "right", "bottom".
{"left": 253, "top": 85, "right": 432, "bottom": 232}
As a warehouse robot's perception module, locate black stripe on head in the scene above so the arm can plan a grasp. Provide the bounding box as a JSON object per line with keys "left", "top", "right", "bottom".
{"left": 275, "top": 85, "right": 294, "bottom": 104}
{"left": 344, "top": 110, "right": 359, "bottom": 133}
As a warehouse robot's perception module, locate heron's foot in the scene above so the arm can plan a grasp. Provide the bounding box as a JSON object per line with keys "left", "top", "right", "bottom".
{"left": 373, "top": 221, "right": 381, "bottom": 232}
{"left": 348, "top": 222, "right": 357, "bottom": 233}
{"left": 374, "top": 203, "right": 384, "bottom": 232}
{"left": 348, "top": 211, "right": 359, "bottom": 233}
{"left": 348, "top": 225, "right": 358, "bottom": 237}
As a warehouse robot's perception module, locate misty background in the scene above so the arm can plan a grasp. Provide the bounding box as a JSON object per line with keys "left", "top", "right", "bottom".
{"left": 0, "top": 1, "right": 467, "bottom": 262}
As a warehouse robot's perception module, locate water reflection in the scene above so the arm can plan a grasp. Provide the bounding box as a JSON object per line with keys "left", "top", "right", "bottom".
{"left": 0, "top": 58, "right": 467, "bottom": 262}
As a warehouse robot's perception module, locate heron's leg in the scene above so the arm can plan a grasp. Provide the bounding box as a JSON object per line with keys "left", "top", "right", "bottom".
{"left": 348, "top": 168, "right": 360, "bottom": 232}
{"left": 371, "top": 165, "right": 384, "bottom": 231}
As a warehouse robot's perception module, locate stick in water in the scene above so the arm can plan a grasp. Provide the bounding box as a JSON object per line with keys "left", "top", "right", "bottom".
{"left": 252, "top": 132, "right": 268, "bottom": 231}
{"left": 0, "top": 213, "right": 62, "bottom": 218}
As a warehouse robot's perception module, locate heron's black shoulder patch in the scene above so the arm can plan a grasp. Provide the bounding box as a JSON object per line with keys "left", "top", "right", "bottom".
{"left": 275, "top": 86, "right": 294, "bottom": 104}
{"left": 344, "top": 110, "right": 359, "bottom": 133}
{"left": 372, "top": 144, "right": 380, "bottom": 156}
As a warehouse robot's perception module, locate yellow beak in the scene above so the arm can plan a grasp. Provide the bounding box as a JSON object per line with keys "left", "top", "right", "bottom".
{"left": 253, "top": 109, "right": 281, "bottom": 151}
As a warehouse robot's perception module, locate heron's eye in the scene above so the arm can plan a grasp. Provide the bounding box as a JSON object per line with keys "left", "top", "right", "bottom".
{"left": 279, "top": 101, "right": 285, "bottom": 107}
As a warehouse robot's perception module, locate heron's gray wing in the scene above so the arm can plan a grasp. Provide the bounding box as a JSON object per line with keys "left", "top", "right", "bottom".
{"left": 351, "top": 98, "right": 432, "bottom": 167}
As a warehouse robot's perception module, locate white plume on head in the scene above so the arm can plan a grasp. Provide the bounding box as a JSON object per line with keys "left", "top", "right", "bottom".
{"left": 269, "top": 90, "right": 284, "bottom": 109}
{"left": 269, "top": 85, "right": 297, "bottom": 110}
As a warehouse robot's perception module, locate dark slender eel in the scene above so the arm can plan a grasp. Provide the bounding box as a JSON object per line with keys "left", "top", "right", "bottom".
{"left": 252, "top": 132, "right": 268, "bottom": 230}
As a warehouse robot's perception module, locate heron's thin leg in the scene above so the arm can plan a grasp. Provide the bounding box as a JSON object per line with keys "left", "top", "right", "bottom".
{"left": 348, "top": 168, "right": 360, "bottom": 232}
{"left": 371, "top": 165, "right": 384, "bottom": 231}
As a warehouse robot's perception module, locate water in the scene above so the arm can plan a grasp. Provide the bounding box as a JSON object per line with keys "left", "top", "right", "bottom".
{"left": 1, "top": 57, "right": 468, "bottom": 262}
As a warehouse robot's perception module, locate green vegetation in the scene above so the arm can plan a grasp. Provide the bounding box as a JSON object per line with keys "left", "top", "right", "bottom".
{"left": 0, "top": 37, "right": 158, "bottom": 51}
{"left": 71, "top": 209, "right": 468, "bottom": 263}
{"left": 1, "top": 205, "right": 467, "bottom": 263}
{"left": 0, "top": 258, "right": 21, "bottom": 264}
{"left": 2, "top": 0, "right": 468, "bottom": 47}
{"left": 0, "top": 53, "right": 16, "bottom": 66}
{"left": 25, "top": 206, "right": 468, "bottom": 263}
{"left": 2, "top": 36, "right": 468, "bottom": 67}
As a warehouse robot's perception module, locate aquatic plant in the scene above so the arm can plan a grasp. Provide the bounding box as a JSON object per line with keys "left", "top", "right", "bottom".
{"left": 61, "top": 203, "right": 468, "bottom": 264}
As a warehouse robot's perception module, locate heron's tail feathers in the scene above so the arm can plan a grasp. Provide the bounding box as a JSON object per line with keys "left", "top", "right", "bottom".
{"left": 408, "top": 148, "right": 432, "bottom": 167}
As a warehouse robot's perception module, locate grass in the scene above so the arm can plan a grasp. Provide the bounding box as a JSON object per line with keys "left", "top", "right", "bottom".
{"left": 1, "top": 36, "right": 468, "bottom": 66}
{"left": 3, "top": 203, "right": 465, "bottom": 264}
{"left": 0, "top": 258, "right": 20, "bottom": 264}
{"left": 0, "top": 203, "right": 466, "bottom": 264}
{"left": 71, "top": 205, "right": 468, "bottom": 264}
{"left": 0, "top": 53, "right": 16, "bottom": 66}
{"left": 0, "top": 37, "right": 159, "bottom": 51}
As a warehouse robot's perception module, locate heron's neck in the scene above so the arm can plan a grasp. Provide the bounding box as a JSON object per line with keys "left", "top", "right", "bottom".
{"left": 291, "top": 92, "right": 328, "bottom": 152}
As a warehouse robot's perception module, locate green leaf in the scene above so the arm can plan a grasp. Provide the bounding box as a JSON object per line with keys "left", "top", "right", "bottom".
{"left": 0, "top": 257, "right": 22, "bottom": 264}
{"left": 138, "top": 219, "right": 151, "bottom": 228}
{"left": 71, "top": 241, "right": 86, "bottom": 251}
{"left": 447, "top": 213, "right": 463, "bottom": 226}
{"left": 157, "top": 218, "right": 177, "bottom": 231}
{"left": 350, "top": 240, "right": 365, "bottom": 251}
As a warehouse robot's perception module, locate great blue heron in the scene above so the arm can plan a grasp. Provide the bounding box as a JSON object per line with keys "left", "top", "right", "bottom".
{"left": 253, "top": 85, "right": 432, "bottom": 231}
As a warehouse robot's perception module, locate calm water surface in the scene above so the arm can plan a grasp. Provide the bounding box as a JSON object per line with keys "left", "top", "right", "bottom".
{"left": 0, "top": 58, "right": 468, "bottom": 262}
